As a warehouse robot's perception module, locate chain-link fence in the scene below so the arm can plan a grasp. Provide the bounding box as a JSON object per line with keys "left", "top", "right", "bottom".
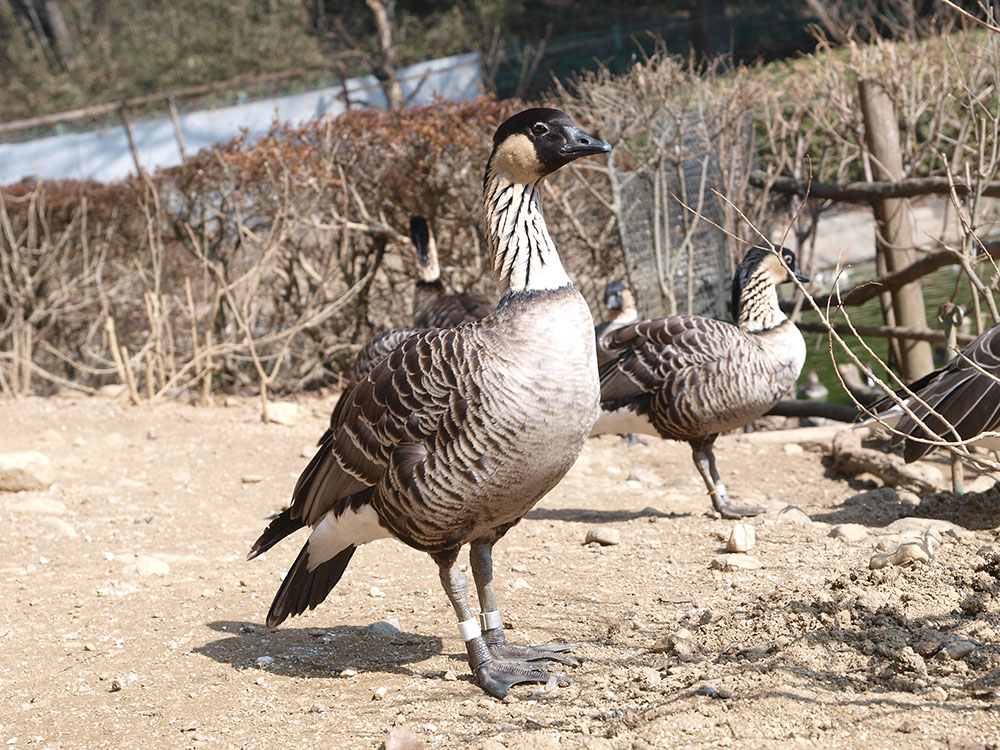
{"left": 612, "top": 111, "right": 754, "bottom": 321}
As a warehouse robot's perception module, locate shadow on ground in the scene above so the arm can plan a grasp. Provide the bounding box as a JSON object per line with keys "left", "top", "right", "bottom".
{"left": 196, "top": 620, "right": 442, "bottom": 678}
{"left": 526, "top": 506, "right": 685, "bottom": 523}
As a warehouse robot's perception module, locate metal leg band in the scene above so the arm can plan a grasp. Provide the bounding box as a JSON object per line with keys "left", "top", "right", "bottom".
{"left": 479, "top": 610, "right": 503, "bottom": 631}
{"left": 457, "top": 617, "right": 482, "bottom": 642}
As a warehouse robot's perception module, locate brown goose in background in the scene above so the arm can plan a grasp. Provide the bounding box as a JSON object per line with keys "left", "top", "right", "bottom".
{"left": 592, "top": 246, "right": 808, "bottom": 519}
{"left": 410, "top": 215, "right": 494, "bottom": 328}
{"left": 595, "top": 280, "right": 639, "bottom": 367}
{"left": 250, "top": 108, "right": 611, "bottom": 698}
{"left": 319, "top": 217, "right": 494, "bottom": 444}
{"left": 866, "top": 324, "right": 1000, "bottom": 462}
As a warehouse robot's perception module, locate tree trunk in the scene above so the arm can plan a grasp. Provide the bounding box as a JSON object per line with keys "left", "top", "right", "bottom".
{"left": 364, "top": 0, "right": 405, "bottom": 109}
{"left": 690, "top": 0, "right": 728, "bottom": 61}
{"left": 858, "top": 77, "right": 934, "bottom": 381}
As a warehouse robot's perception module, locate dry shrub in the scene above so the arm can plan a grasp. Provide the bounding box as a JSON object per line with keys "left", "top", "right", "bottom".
{"left": 1, "top": 96, "right": 619, "bottom": 401}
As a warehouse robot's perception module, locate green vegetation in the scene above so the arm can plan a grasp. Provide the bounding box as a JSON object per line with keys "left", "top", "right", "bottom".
{"left": 0, "top": 0, "right": 823, "bottom": 124}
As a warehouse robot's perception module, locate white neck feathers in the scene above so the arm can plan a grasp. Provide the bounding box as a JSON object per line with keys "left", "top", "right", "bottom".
{"left": 737, "top": 273, "right": 787, "bottom": 332}
{"left": 483, "top": 165, "right": 571, "bottom": 297}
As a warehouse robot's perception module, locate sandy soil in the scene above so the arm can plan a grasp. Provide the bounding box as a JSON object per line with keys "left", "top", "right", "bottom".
{"left": 2, "top": 392, "right": 999, "bottom": 750}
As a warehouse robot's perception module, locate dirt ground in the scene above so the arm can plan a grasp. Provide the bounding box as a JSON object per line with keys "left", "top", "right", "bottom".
{"left": 2, "top": 392, "right": 1000, "bottom": 750}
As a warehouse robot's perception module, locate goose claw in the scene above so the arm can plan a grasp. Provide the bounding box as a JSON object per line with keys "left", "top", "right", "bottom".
{"left": 489, "top": 642, "right": 580, "bottom": 667}
{"left": 714, "top": 499, "right": 765, "bottom": 519}
{"left": 475, "top": 662, "right": 571, "bottom": 699}
{"left": 484, "top": 628, "right": 580, "bottom": 665}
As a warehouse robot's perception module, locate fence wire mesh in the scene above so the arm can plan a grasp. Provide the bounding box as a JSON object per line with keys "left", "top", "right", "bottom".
{"left": 615, "top": 111, "right": 754, "bottom": 322}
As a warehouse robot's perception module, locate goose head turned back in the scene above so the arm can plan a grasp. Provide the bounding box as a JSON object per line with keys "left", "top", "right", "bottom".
{"left": 250, "top": 109, "right": 611, "bottom": 699}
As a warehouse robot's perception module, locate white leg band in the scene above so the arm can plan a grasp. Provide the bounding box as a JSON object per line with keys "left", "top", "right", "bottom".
{"left": 479, "top": 610, "right": 502, "bottom": 630}
{"left": 457, "top": 618, "right": 482, "bottom": 642}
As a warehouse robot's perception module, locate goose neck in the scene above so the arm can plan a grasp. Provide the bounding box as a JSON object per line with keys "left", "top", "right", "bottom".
{"left": 483, "top": 165, "right": 571, "bottom": 297}
{"left": 736, "top": 276, "right": 786, "bottom": 332}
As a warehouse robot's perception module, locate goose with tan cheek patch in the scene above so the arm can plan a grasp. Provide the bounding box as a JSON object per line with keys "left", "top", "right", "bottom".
{"left": 249, "top": 108, "right": 611, "bottom": 698}
{"left": 592, "top": 246, "right": 808, "bottom": 519}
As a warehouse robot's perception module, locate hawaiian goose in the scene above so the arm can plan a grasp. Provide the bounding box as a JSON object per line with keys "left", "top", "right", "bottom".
{"left": 867, "top": 324, "right": 1000, "bottom": 461}
{"left": 250, "top": 108, "right": 611, "bottom": 698}
{"left": 410, "top": 215, "right": 494, "bottom": 328}
{"left": 595, "top": 280, "right": 639, "bottom": 367}
{"left": 592, "top": 246, "right": 808, "bottom": 518}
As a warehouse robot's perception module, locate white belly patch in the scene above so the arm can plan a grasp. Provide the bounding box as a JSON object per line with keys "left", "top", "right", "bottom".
{"left": 590, "top": 406, "right": 660, "bottom": 438}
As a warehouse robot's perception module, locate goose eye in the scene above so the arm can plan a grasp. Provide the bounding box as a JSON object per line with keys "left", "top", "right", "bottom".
{"left": 532, "top": 123, "right": 549, "bottom": 136}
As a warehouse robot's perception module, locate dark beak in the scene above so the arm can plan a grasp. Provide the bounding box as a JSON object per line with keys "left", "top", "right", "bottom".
{"left": 561, "top": 126, "right": 612, "bottom": 158}
{"left": 794, "top": 269, "right": 810, "bottom": 283}
{"left": 410, "top": 216, "right": 430, "bottom": 266}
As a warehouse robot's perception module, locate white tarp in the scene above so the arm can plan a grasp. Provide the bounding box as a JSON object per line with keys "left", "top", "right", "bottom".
{"left": 0, "top": 52, "right": 482, "bottom": 184}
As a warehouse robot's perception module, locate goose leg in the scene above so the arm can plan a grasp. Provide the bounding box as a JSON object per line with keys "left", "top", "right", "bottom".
{"left": 469, "top": 542, "right": 579, "bottom": 667}
{"left": 619, "top": 433, "right": 648, "bottom": 447}
{"left": 691, "top": 439, "right": 764, "bottom": 519}
{"left": 435, "top": 552, "right": 565, "bottom": 699}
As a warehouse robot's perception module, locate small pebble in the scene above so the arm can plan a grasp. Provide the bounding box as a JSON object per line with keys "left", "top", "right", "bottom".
{"left": 241, "top": 474, "right": 265, "bottom": 484}
{"left": 369, "top": 586, "right": 385, "bottom": 598}
{"left": 309, "top": 703, "right": 328, "bottom": 713}
{"left": 134, "top": 555, "right": 170, "bottom": 577}
{"left": 941, "top": 640, "right": 977, "bottom": 660}
{"left": 830, "top": 524, "right": 868, "bottom": 544}
{"left": 109, "top": 677, "right": 124, "bottom": 692}
{"left": 585, "top": 527, "right": 621, "bottom": 546}
{"left": 726, "top": 523, "right": 756, "bottom": 552}
{"left": 443, "top": 670, "right": 458, "bottom": 681}
{"left": 926, "top": 685, "right": 948, "bottom": 702}
{"left": 255, "top": 656, "right": 274, "bottom": 668}
{"left": 870, "top": 541, "right": 931, "bottom": 570}
{"left": 710, "top": 553, "right": 763, "bottom": 571}
{"left": 776, "top": 506, "right": 812, "bottom": 525}
{"left": 372, "top": 686, "right": 388, "bottom": 701}
{"left": 340, "top": 668, "right": 358, "bottom": 678}
{"left": 782, "top": 443, "right": 804, "bottom": 455}
{"left": 627, "top": 468, "right": 663, "bottom": 486}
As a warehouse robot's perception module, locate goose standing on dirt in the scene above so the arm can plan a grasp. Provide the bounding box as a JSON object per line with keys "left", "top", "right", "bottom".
{"left": 250, "top": 108, "right": 611, "bottom": 698}
{"left": 867, "top": 324, "right": 1000, "bottom": 461}
{"left": 595, "top": 280, "right": 639, "bottom": 367}
{"left": 592, "top": 246, "right": 808, "bottom": 518}
{"left": 410, "top": 215, "right": 494, "bottom": 328}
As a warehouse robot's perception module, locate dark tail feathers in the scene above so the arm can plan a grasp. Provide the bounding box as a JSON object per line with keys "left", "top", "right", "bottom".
{"left": 247, "top": 508, "right": 304, "bottom": 561}
{"left": 265, "top": 544, "right": 357, "bottom": 628}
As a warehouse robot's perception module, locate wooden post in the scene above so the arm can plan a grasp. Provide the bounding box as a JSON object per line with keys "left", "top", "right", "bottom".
{"left": 119, "top": 104, "right": 144, "bottom": 177}
{"left": 859, "top": 77, "right": 935, "bottom": 381}
{"left": 167, "top": 94, "right": 186, "bottom": 161}
{"left": 938, "top": 302, "right": 965, "bottom": 495}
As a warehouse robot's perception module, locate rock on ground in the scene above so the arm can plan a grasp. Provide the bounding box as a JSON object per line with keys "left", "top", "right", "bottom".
{"left": 0, "top": 451, "right": 54, "bottom": 492}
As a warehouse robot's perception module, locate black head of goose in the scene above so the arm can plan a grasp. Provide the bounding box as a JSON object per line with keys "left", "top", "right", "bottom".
{"left": 410, "top": 215, "right": 494, "bottom": 328}
{"left": 595, "top": 280, "right": 639, "bottom": 367}
{"left": 592, "top": 245, "right": 809, "bottom": 519}
{"left": 865, "top": 323, "right": 1000, "bottom": 462}
{"left": 249, "top": 108, "right": 611, "bottom": 698}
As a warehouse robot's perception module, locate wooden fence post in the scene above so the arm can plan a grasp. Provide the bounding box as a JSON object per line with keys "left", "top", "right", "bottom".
{"left": 859, "top": 77, "right": 935, "bottom": 381}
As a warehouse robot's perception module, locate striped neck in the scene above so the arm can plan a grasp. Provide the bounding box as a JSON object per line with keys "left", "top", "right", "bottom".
{"left": 736, "top": 270, "right": 786, "bottom": 332}
{"left": 483, "top": 163, "right": 571, "bottom": 297}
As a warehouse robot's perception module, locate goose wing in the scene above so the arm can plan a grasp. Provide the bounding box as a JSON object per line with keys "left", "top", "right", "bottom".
{"left": 887, "top": 326, "right": 1000, "bottom": 461}
{"left": 599, "top": 316, "right": 739, "bottom": 403}
{"left": 295, "top": 326, "right": 470, "bottom": 529}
